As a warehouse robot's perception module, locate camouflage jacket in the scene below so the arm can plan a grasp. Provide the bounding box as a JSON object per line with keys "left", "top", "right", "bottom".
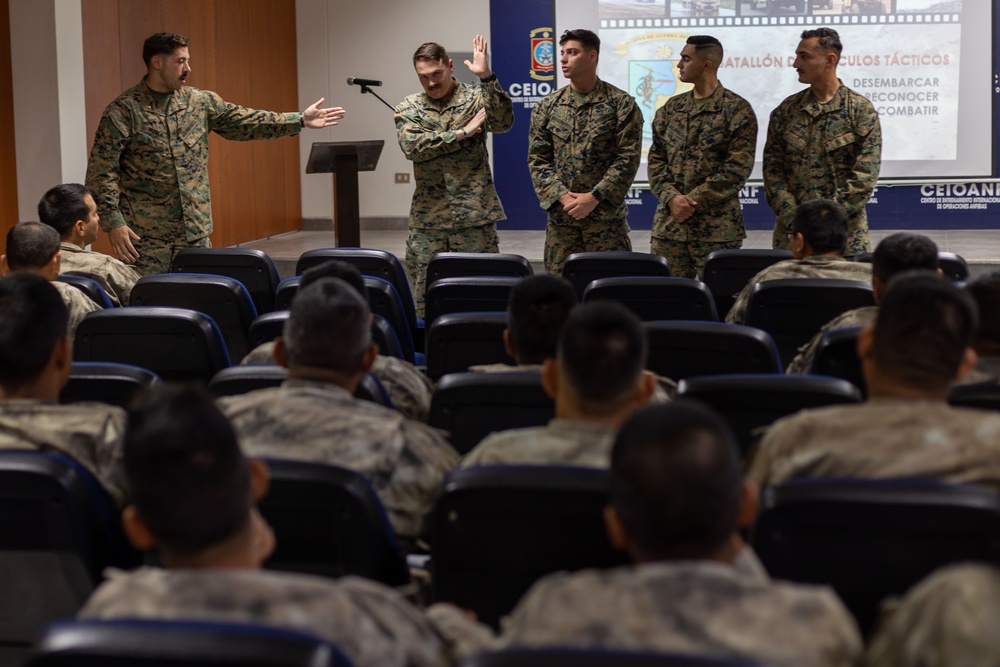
{"left": 461, "top": 419, "right": 616, "bottom": 468}
{"left": 498, "top": 559, "right": 861, "bottom": 667}
{"left": 748, "top": 398, "right": 1000, "bottom": 491}
{"left": 217, "top": 378, "right": 457, "bottom": 538}
{"left": 59, "top": 242, "right": 142, "bottom": 307}
{"left": 786, "top": 305, "right": 878, "bottom": 374}
{"left": 395, "top": 79, "right": 514, "bottom": 230}
{"left": 528, "top": 80, "right": 643, "bottom": 221}
{"left": 80, "top": 568, "right": 450, "bottom": 667}
{"left": 52, "top": 279, "right": 102, "bottom": 342}
{"left": 648, "top": 84, "right": 757, "bottom": 243}
{"left": 725, "top": 255, "right": 872, "bottom": 324}
{"left": 86, "top": 79, "right": 302, "bottom": 242}
{"left": 763, "top": 83, "right": 882, "bottom": 255}
{"left": 0, "top": 399, "right": 126, "bottom": 504}
{"left": 863, "top": 563, "right": 1000, "bottom": 667}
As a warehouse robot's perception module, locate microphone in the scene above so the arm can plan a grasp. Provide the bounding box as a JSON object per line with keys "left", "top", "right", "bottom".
{"left": 347, "top": 77, "right": 382, "bottom": 87}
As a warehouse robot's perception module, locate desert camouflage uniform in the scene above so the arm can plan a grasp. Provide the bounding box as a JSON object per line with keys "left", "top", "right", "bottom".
{"left": 748, "top": 399, "right": 1000, "bottom": 490}
{"left": 0, "top": 400, "right": 126, "bottom": 504}
{"left": 52, "top": 280, "right": 102, "bottom": 342}
{"left": 497, "top": 559, "right": 861, "bottom": 667}
{"left": 725, "top": 255, "right": 872, "bottom": 324}
{"left": 528, "top": 80, "right": 643, "bottom": 275}
{"left": 240, "top": 342, "right": 434, "bottom": 423}
{"left": 863, "top": 563, "right": 1000, "bottom": 667}
{"left": 763, "top": 83, "right": 881, "bottom": 256}
{"left": 786, "top": 305, "right": 878, "bottom": 374}
{"left": 461, "top": 419, "right": 616, "bottom": 468}
{"left": 217, "top": 378, "right": 457, "bottom": 539}
{"left": 80, "top": 567, "right": 450, "bottom": 667}
{"left": 86, "top": 79, "right": 302, "bottom": 275}
{"left": 395, "top": 78, "right": 514, "bottom": 316}
{"left": 59, "top": 242, "right": 141, "bottom": 306}
{"left": 648, "top": 85, "right": 757, "bottom": 279}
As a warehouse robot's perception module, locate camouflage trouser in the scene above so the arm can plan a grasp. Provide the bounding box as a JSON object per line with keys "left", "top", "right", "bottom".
{"left": 544, "top": 213, "right": 631, "bottom": 276}
{"left": 129, "top": 218, "right": 211, "bottom": 276}
{"left": 772, "top": 213, "right": 872, "bottom": 258}
{"left": 405, "top": 223, "right": 499, "bottom": 317}
{"left": 651, "top": 237, "right": 743, "bottom": 280}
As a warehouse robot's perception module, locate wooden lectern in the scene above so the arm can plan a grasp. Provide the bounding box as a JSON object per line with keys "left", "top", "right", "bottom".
{"left": 306, "top": 140, "right": 384, "bottom": 247}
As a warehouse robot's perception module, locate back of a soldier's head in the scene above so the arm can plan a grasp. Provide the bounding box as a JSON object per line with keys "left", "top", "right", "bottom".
{"left": 872, "top": 271, "right": 978, "bottom": 392}
{"left": 790, "top": 199, "right": 848, "bottom": 255}
{"left": 124, "top": 385, "right": 252, "bottom": 559}
{"left": 610, "top": 402, "right": 742, "bottom": 561}
{"left": 0, "top": 273, "right": 69, "bottom": 394}
{"left": 4, "top": 221, "right": 60, "bottom": 272}
{"left": 872, "top": 233, "right": 939, "bottom": 286}
{"left": 282, "top": 277, "right": 372, "bottom": 374}
{"left": 965, "top": 272, "right": 1000, "bottom": 354}
{"left": 556, "top": 301, "right": 647, "bottom": 413}
{"left": 507, "top": 275, "right": 578, "bottom": 364}
{"left": 298, "top": 260, "right": 366, "bottom": 297}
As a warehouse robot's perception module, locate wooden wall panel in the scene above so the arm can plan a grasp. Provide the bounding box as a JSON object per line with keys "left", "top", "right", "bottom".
{"left": 0, "top": 0, "right": 18, "bottom": 256}
{"left": 81, "top": 0, "right": 301, "bottom": 255}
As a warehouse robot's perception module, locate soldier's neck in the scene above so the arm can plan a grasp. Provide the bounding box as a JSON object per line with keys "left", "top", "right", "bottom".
{"left": 569, "top": 73, "right": 598, "bottom": 94}
{"left": 692, "top": 76, "right": 719, "bottom": 99}
{"left": 809, "top": 76, "right": 841, "bottom": 103}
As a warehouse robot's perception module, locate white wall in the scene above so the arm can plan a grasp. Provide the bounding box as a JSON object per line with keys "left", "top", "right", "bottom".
{"left": 296, "top": 0, "right": 491, "bottom": 222}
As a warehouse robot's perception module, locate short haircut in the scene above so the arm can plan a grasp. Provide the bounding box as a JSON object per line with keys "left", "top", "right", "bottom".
{"left": 801, "top": 27, "right": 842, "bottom": 57}
{"left": 686, "top": 35, "right": 724, "bottom": 63}
{"left": 125, "top": 386, "right": 250, "bottom": 557}
{"left": 558, "top": 301, "right": 646, "bottom": 412}
{"left": 560, "top": 29, "right": 600, "bottom": 53}
{"left": 874, "top": 271, "right": 978, "bottom": 392}
{"left": 413, "top": 42, "right": 450, "bottom": 65}
{"left": 298, "top": 260, "right": 366, "bottom": 297}
{"left": 872, "top": 233, "right": 939, "bottom": 285}
{"left": 38, "top": 183, "right": 91, "bottom": 239}
{"left": 965, "top": 272, "right": 1000, "bottom": 352}
{"left": 0, "top": 273, "right": 68, "bottom": 393}
{"left": 790, "top": 199, "right": 848, "bottom": 255}
{"left": 282, "top": 277, "right": 371, "bottom": 373}
{"left": 143, "top": 32, "right": 189, "bottom": 67}
{"left": 5, "top": 221, "right": 60, "bottom": 270}
{"left": 507, "top": 275, "right": 578, "bottom": 364}
{"left": 611, "top": 401, "right": 742, "bottom": 560}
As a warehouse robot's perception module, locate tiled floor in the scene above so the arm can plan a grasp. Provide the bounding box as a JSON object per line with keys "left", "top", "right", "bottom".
{"left": 240, "top": 228, "right": 1000, "bottom": 281}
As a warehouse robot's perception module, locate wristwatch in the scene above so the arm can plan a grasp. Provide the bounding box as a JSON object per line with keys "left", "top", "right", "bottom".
{"left": 480, "top": 73, "right": 498, "bottom": 83}
{"left": 591, "top": 188, "right": 604, "bottom": 202}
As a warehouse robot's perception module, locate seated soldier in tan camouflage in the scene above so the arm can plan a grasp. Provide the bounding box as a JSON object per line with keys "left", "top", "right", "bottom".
{"left": 80, "top": 385, "right": 454, "bottom": 667}
{"left": 726, "top": 198, "right": 872, "bottom": 324}
{"left": 0, "top": 273, "right": 125, "bottom": 503}
{"left": 1, "top": 221, "right": 100, "bottom": 342}
{"left": 37, "top": 183, "right": 141, "bottom": 306}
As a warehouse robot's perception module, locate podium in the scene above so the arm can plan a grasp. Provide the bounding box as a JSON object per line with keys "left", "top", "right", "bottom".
{"left": 306, "top": 140, "right": 385, "bottom": 247}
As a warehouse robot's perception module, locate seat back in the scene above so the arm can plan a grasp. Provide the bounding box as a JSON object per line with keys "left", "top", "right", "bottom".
{"left": 676, "top": 374, "right": 863, "bottom": 457}
{"left": 424, "top": 276, "right": 521, "bottom": 328}
{"left": 583, "top": 277, "right": 718, "bottom": 322}
{"left": 428, "top": 371, "right": 555, "bottom": 455}
{"left": 74, "top": 307, "right": 230, "bottom": 383}
{"left": 752, "top": 478, "right": 1000, "bottom": 637}
{"left": 364, "top": 277, "right": 417, "bottom": 363}
{"left": 643, "top": 322, "right": 781, "bottom": 381}
{"left": 209, "top": 366, "right": 289, "bottom": 397}
{"left": 0, "top": 452, "right": 137, "bottom": 647}
{"left": 461, "top": 649, "right": 770, "bottom": 667}
{"left": 431, "top": 466, "right": 629, "bottom": 629}
{"left": 130, "top": 274, "right": 257, "bottom": 362}
{"left": 425, "top": 252, "right": 533, "bottom": 292}
{"left": 425, "top": 313, "right": 511, "bottom": 381}
{"left": 248, "top": 311, "right": 405, "bottom": 363}
{"left": 744, "top": 278, "right": 875, "bottom": 368}
{"left": 274, "top": 277, "right": 301, "bottom": 311}
{"left": 701, "top": 249, "right": 794, "bottom": 320}
{"left": 810, "top": 327, "right": 865, "bottom": 396}
{"left": 60, "top": 362, "right": 162, "bottom": 407}
{"left": 57, "top": 275, "right": 115, "bottom": 309}
{"left": 259, "top": 459, "right": 409, "bottom": 586}
{"left": 171, "top": 248, "right": 280, "bottom": 314}
{"left": 28, "top": 619, "right": 353, "bottom": 667}
{"left": 949, "top": 381, "right": 1000, "bottom": 411}
{"left": 562, "top": 251, "right": 672, "bottom": 300}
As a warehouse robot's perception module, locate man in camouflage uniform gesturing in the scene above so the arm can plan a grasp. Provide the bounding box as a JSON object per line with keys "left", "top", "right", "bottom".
{"left": 647, "top": 35, "right": 757, "bottom": 279}
{"left": 528, "top": 29, "right": 643, "bottom": 276}
{"left": 86, "top": 32, "right": 345, "bottom": 275}
{"left": 763, "top": 27, "right": 881, "bottom": 257}
{"left": 395, "top": 35, "right": 514, "bottom": 317}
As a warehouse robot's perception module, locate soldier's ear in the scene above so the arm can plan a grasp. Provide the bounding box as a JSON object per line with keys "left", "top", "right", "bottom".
{"left": 604, "top": 505, "right": 630, "bottom": 552}
{"left": 72, "top": 219, "right": 87, "bottom": 240}
{"left": 0, "top": 254, "right": 8, "bottom": 275}
{"left": 123, "top": 506, "right": 157, "bottom": 551}
{"left": 502, "top": 328, "right": 517, "bottom": 360}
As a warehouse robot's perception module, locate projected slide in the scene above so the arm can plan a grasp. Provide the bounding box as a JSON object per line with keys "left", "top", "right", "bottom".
{"left": 555, "top": 0, "right": 991, "bottom": 181}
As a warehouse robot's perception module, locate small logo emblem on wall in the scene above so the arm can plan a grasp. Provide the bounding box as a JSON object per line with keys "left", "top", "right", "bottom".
{"left": 530, "top": 28, "right": 554, "bottom": 81}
